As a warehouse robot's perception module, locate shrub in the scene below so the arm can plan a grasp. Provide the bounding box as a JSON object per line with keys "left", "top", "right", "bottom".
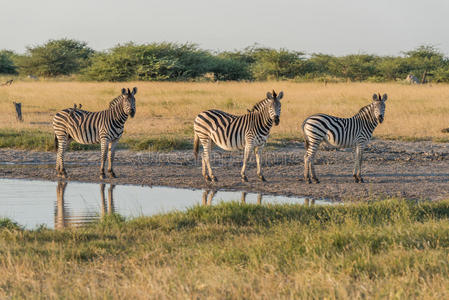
{"left": 18, "top": 39, "right": 94, "bottom": 77}
{"left": 82, "top": 43, "right": 214, "bottom": 81}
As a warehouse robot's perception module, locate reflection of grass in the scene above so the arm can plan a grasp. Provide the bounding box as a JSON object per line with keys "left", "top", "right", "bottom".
{"left": 2, "top": 81, "right": 449, "bottom": 152}
{"left": 2, "top": 199, "right": 449, "bottom": 298}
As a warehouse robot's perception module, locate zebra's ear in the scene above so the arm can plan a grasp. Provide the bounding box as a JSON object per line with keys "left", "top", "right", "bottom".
{"left": 382, "top": 94, "right": 388, "bottom": 102}
{"left": 132, "top": 87, "right": 138, "bottom": 95}
{"left": 277, "top": 91, "right": 284, "bottom": 100}
{"left": 372, "top": 93, "right": 379, "bottom": 101}
{"left": 121, "top": 88, "right": 127, "bottom": 95}
{"left": 266, "top": 92, "right": 274, "bottom": 100}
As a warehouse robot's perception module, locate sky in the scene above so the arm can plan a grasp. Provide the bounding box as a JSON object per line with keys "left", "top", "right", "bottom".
{"left": 1, "top": 0, "right": 448, "bottom": 56}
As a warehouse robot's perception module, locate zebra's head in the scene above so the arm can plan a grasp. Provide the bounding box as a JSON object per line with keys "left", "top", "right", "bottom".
{"left": 372, "top": 93, "right": 387, "bottom": 123}
{"left": 266, "top": 90, "right": 283, "bottom": 126}
{"left": 121, "top": 87, "right": 137, "bottom": 118}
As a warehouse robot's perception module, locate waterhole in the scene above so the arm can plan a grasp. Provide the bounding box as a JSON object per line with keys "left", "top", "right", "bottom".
{"left": 0, "top": 179, "right": 333, "bottom": 229}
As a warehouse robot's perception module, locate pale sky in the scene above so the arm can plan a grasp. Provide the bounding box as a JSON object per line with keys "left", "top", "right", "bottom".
{"left": 1, "top": 0, "right": 448, "bottom": 56}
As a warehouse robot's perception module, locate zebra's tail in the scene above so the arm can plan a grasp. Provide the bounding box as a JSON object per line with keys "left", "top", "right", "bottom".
{"left": 301, "top": 119, "right": 309, "bottom": 151}
{"left": 193, "top": 132, "right": 199, "bottom": 160}
{"left": 54, "top": 135, "right": 58, "bottom": 152}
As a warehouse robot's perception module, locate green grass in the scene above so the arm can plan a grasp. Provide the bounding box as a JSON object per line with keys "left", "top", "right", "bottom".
{"left": 124, "top": 136, "right": 192, "bottom": 151}
{"left": 1, "top": 199, "right": 449, "bottom": 298}
{"left": 0, "top": 129, "right": 193, "bottom": 152}
{"left": 0, "top": 129, "right": 295, "bottom": 152}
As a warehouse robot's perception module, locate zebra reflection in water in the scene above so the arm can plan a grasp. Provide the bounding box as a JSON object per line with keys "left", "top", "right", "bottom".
{"left": 202, "top": 190, "right": 263, "bottom": 206}
{"left": 55, "top": 181, "right": 116, "bottom": 229}
{"left": 304, "top": 198, "right": 316, "bottom": 206}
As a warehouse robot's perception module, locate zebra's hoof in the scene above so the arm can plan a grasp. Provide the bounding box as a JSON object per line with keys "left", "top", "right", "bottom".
{"left": 312, "top": 178, "right": 320, "bottom": 184}
{"left": 204, "top": 175, "right": 211, "bottom": 182}
{"left": 354, "top": 175, "right": 364, "bottom": 183}
{"left": 259, "top": 175, "right": 266, "bottom": 182}
{"left": 211, "top": 176, "right": 218, "bottom": 182}
{"left": 241, "top": 176, "right": 248, "bottom": 183}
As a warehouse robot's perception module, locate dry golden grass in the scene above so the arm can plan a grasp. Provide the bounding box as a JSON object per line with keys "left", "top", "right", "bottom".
{"left": 1, "top": 81, "right": 449, "bottom": 142}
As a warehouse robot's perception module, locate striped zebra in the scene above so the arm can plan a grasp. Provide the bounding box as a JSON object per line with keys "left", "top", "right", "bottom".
{"left": 193, "top": 90, "right": 283, "bottom": 183}
{"left": 52, "top": 87, "right": 137, "bottom": 179}
{"left": 302, "top": 93, "right": 387, "bottom": 183}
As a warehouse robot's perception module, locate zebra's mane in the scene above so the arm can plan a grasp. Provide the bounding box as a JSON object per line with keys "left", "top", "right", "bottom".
{"left": 357, "top": 103, "right": 374, "bottom": 114}
{"left": 108, "top": 95, "right": 125, "bottom": 109}
{"left": 355, "top": 103, "right": 377, "bottom": 120}
{"left": 247, "top": 98, "right": 271, "bottom": 113}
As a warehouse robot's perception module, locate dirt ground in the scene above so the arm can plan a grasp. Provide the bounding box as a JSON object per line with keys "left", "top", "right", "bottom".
{"left": 1, "top": 139, "right": 449, "bottom": 201}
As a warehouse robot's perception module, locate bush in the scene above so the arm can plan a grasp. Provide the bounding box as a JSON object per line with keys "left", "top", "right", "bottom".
{"left": 82, "top": 43, "right": 214, "bottom": 81}
{"left": 0, "top": 50, "right": 18, "bottom": 74}
{"left": 246, "top": 47, "right": 307, "bottom": 80}
{"left": 210, "top": 52, "right": 252, "bottom": 81}
{"left": 18, "top": 39, "right": 94, "bottom": 77}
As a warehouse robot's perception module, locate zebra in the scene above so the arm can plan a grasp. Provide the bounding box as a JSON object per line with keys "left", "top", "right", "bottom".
{"left": 52, "top": 87, "right": 137, "bottom": 179}
{"left": 406, "top": 74, "right": 420, "bottom": 84}
{"left": 193, "top": 90, "right": 283, "bottom": 183}
{"left": 302, "top": 93, "right": 387, "bottom": 183}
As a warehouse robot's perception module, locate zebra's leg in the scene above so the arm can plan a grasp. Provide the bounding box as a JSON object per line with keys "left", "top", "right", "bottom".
{"left": 241, "top": 144, "right": 252, "bottom": 182}
{"left": 56, "top": 135, "right": 68, "bottom": 178}
{"left": 307, "top": 142, "right": 320, "bottom": 184}
{"left": 107, "top": 140, "right": 118, "bottom": 178}
{"left": 303, "top": 154, "right": 311, "bottom": 183}
{"left": 202, "top": 138, "right": 217, "bottom": 182}
{"left": 202, "top": 156, "right": 211, "bottom": 182}
{"left": 304, "top": 144, "right": 319, "bottom": 183}
{"left": 353, "top": 145, "right": 364, "bottom": 183}
{"left": 310, "top": 157, "right": 320, "bottom": 184}
{"left": 254, "top": 147, "right": 266, "bottom": 181}
{"left": 99, "top": 139, "right": 109, "bottom": 180}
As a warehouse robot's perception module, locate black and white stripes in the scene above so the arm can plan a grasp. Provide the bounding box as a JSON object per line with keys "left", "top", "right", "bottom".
{"left": 52, "top": 87, "right": 137, "bottom": 179}
{"left": 302, "top": 93, "right": 387, "bottom": 183}
{"left": 194, "top": 90, "right": 283, "bottom": 182}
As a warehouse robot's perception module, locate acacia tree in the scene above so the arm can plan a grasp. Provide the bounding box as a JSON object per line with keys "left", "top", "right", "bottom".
{"left": 18, "top": 39, "right": 94, "bottom": 77}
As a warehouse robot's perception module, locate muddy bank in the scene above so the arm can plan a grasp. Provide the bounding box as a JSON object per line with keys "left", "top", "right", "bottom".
{"left": 1, "top": 139, "right": 449, "bottom": 201}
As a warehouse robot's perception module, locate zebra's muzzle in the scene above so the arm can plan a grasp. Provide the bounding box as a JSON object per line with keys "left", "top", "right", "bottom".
{"left": 130, "top": 110, "right": 136, "bottom": 118}
{"left": 274, "top": 116, "right": 280, "bottom": 126}
{"left": 378, "top": 115, "right": 384, "bottom": 123}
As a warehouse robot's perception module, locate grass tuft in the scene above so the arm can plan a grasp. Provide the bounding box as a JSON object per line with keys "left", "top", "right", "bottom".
{"left": 2, "top": 199, "right": 449, "bottom": 298}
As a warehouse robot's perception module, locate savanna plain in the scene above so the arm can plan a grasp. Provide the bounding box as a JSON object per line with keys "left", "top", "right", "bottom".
{"left": 1, "top": 81, "right": 449, "bottom": 299}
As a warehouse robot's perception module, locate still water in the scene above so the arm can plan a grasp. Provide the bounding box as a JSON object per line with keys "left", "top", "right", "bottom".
{"left": 0, "top": 179, "right": 333, "bottom": 229}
